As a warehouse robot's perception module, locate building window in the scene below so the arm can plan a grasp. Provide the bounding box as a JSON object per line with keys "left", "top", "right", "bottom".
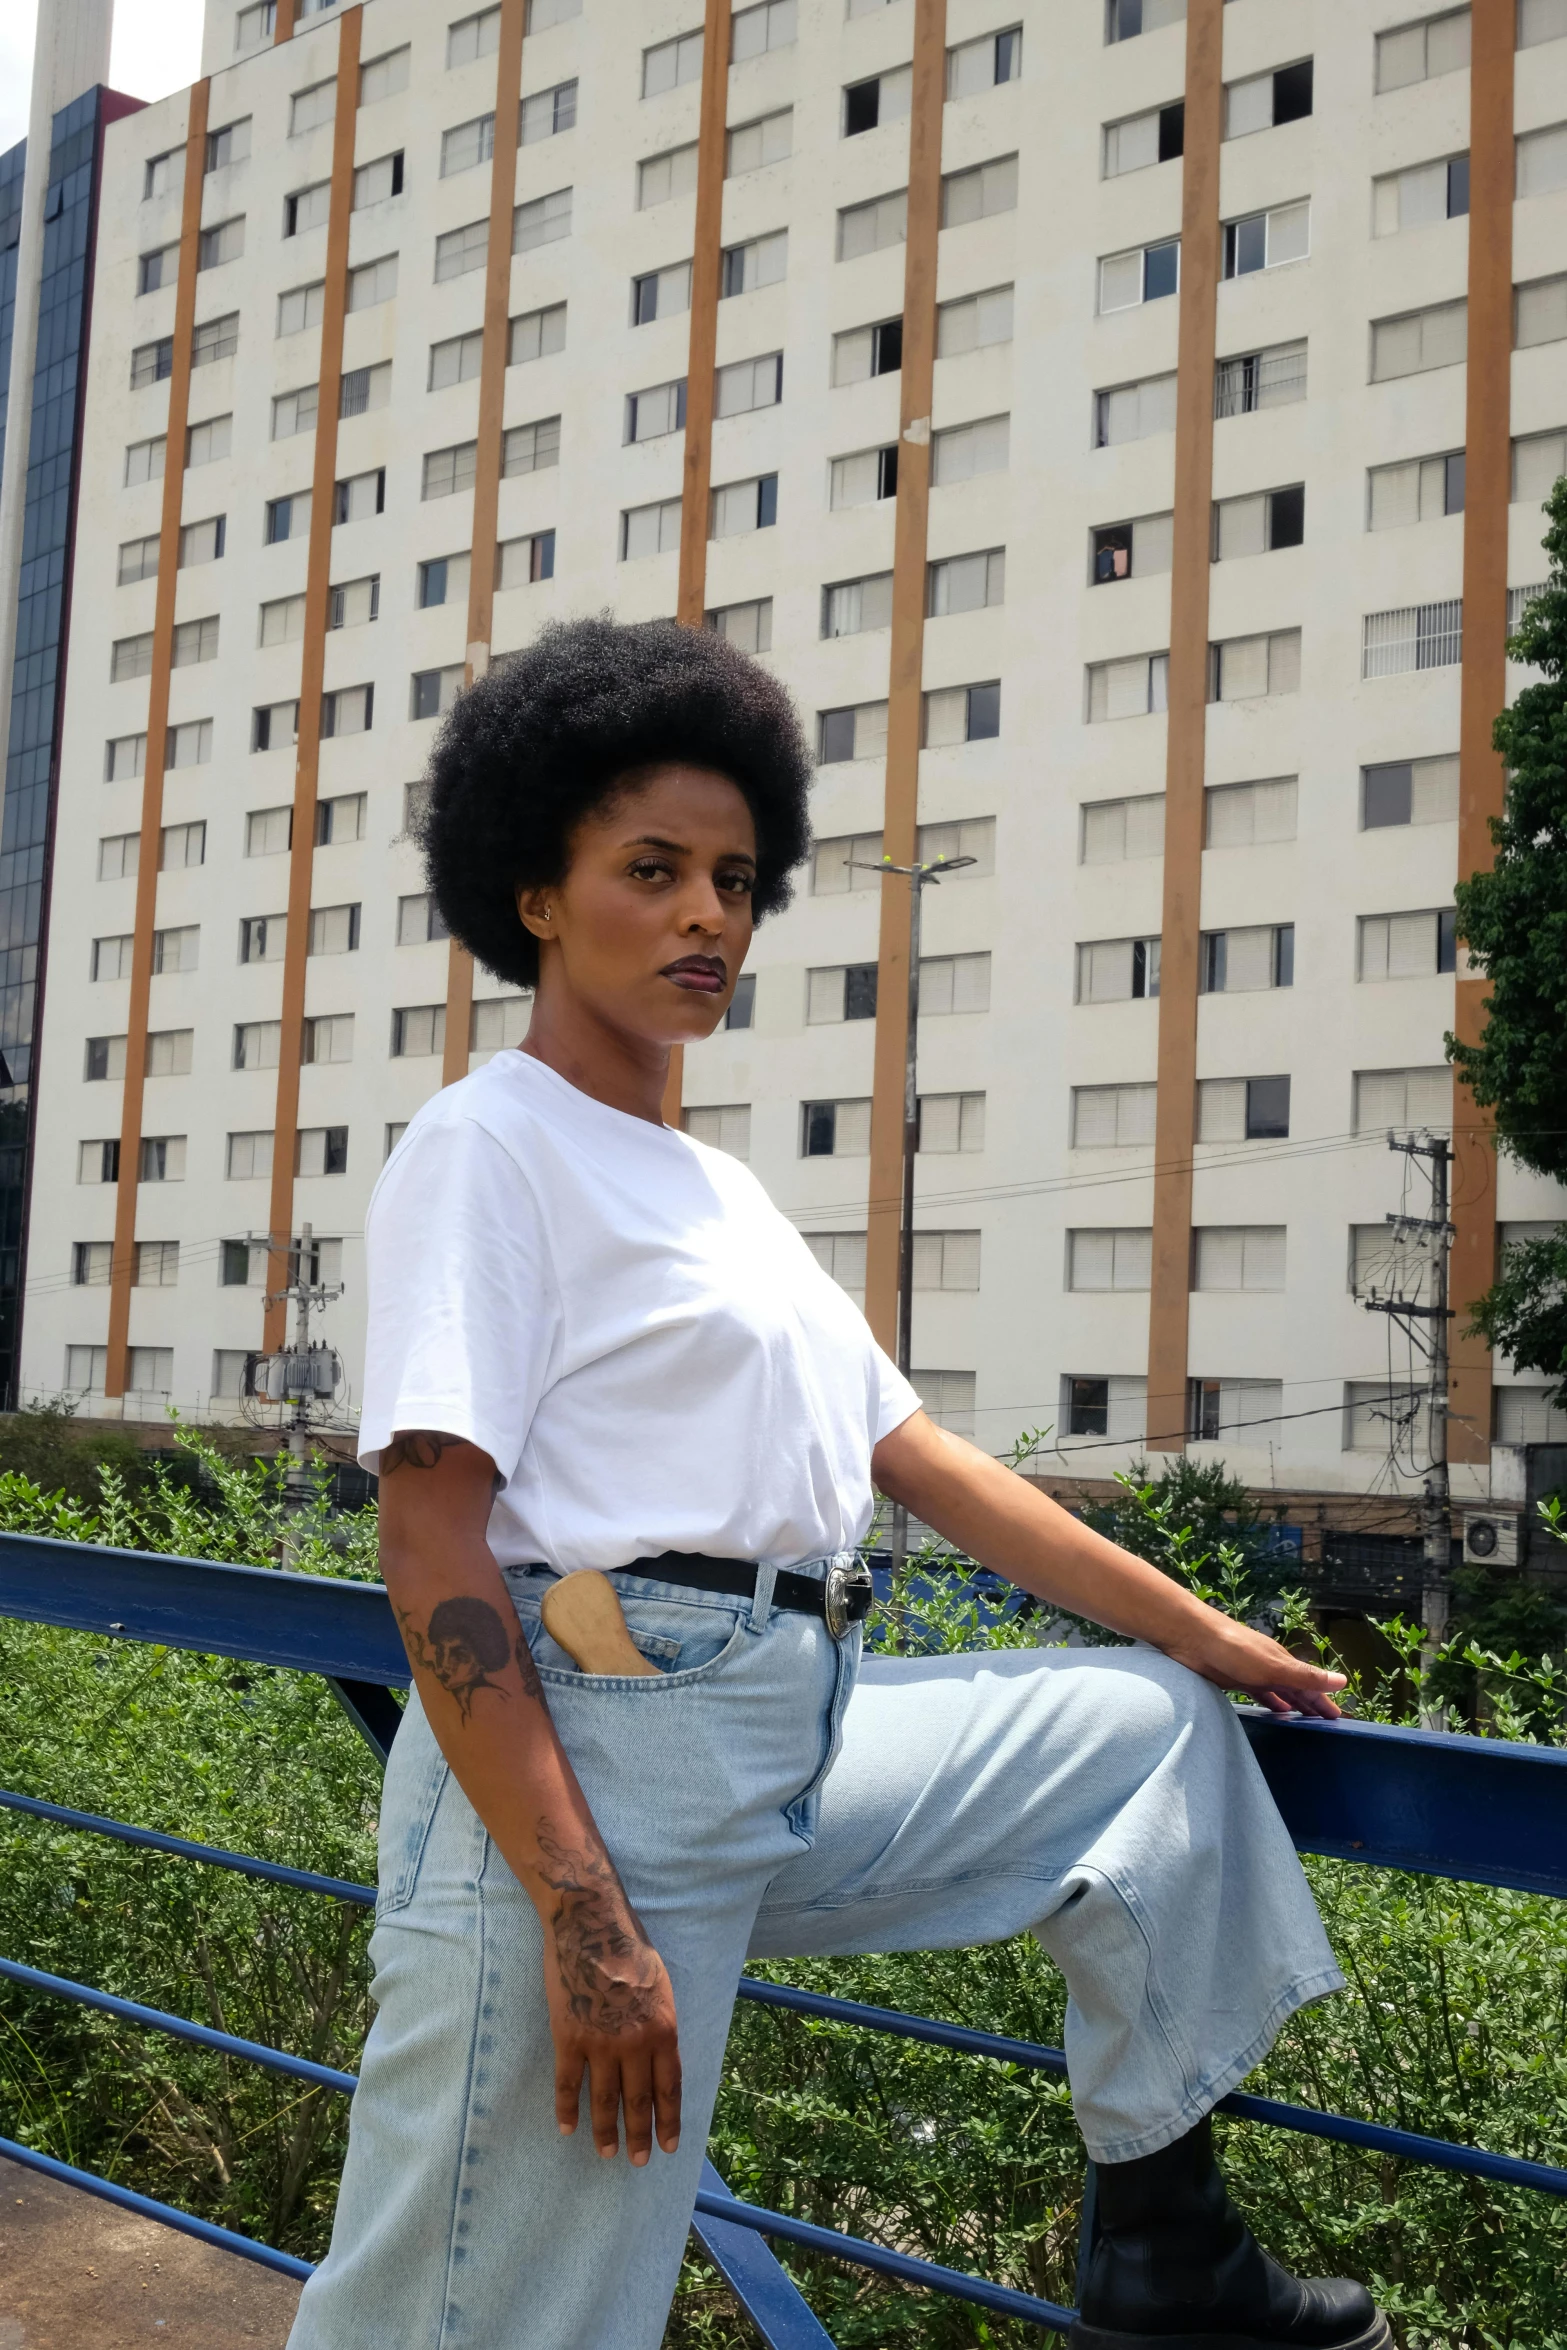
{"left": 91, "top": 933, "right": 134, "bottom": 981}
{"left": 1519, "top": 0, "right": 1567, "bottom": 46}
{"left": 1062, "top": 1375, "right": 1146, "bottom": 1442}
{"left": 931, "top": 414, "right": 1009, "bottom": 486}
{"left": 928, "top": 548, "right": 1005, "bottom": 616}
{"left": 138, "top": 243, "right": 177, "bottom": 293}
{"left": 920, "top": 954, "right": 991, "bottom": 1014}
{"left": 266, "top": 490, "right": 312, "bottom": 543}
{"left": 411, "top": 668, "right": 464, "bottom": 721}
{"left": 127, "top": 1346, "right": 175, "bottom": 1393}
{"left": 1106, "top": 0, "right": 1186, "bottom": 43}
{"left": 339, "top": 363, "right": 392, "bottom": 419}
{"left": 936, "top": 284, "right": 1013, "bottom": 358}
{"left": 290, "top": 80, "right": 337, "bottom": 136}
{"left": 144, "top": 147, "right": 185, "bottom": 199}
{"left": 308, "top": 905, "right": 361, "bottom": 956}
{"left": 348, "top": 255, "right": 398, "bottom": 312}
{"left": 522, "top": 80, "right": 579, "bottom": 143}
{"left": 1374, "top": 154, "right": 1470, "bottom": 235}
{"left": 1361, "top": 601, "right": 1462, "bottom": 678}
{"left": 728, "top": 109, "right": 793, "bottom": 174}
{"left": 1494, "top": 1386, "right": 1567, "bottom": 1445}
{"left": 164, "top": 720, "right": 212, "bottom": 771}
{"left": 1102, "top": 102, "right": 1184, "bottom": 177}
{"left": 1087, "top": 652, "right": 1168, "bottom": 721}
{"left": 511, "top": 301, "right": 568, "bottom": 362}
{"left": 226, "top": 1130, "right": 274, "bottom": 1180}
{"left": 361, "top": 46, "right": 412, "bottom": 103}
{"left": 239, "top": 916, "right": 284, "bottom": 967}
{"left": 1199, "top": 924, "right": 1294, "bottom": 992}
{"left": 131, "top": 336, "right": 173, "bottom": 388}
{"left": 912, "top": 1371, "right": 977, "bottom": 1439}
{"left": 1353, "top": 1067, "right": 1451, "bottom": 1134}
{"left": 1361, "top": 756, "right": 1460, "bottom": 829}
{"left": 818, "top": 702, "right": 888, "bottom": 765}
{"left": 634, "top": 262, "right": 692, "bottom": 324}
{"left": 811, "top": 831, "right": 884, "bottom": 894}
{"left": 706, "top": 598, "right": 771, "bottom": 651}
{"left": 710, "top": 473, "right": 777, "bottom": 538}
{"left": 423, "top": 441, "right": 479, "bottom": 499}
{"left": 118, "top": 533, "right": 160, "bottom": 586}
{"left": 722, "top": 231, "right": 788, "bottom": 298}
{"left": 1513, "top": 427, "right": 1567, "bottom": 504}
{"left": 1081, "top": 795, "right": 1165, "bottom": 863}
{"left": 802, "top": 1099, "right": 872, "bottom": 1157}
{"left": 160, "top": 821, "right": 205, "bottom": 871}
{"left": 1094, "top": 371, "right": 1176, "bottom": 445}
{"left": 272, "top": 385, "right": 319, "bottom": 440}
{"left": 260, "top": 593, "right": 307, "bottom": 647}
{"left": 1345, "top": 1382, "right": 1429, "bottom": 1453}
{"left": 178, "top": 515, "right": 225, "bottom": 567}
{"left": 111, "top": 632, "right": 155, "bottom": 683}
{"left": 125, "top": 434, "right": 167, "bottom": 486}
{"left": 1515, "top": 273, "right": 1567, "bottom": 349}
{"left": 297, "top": 1127, "right": 349, "bottom": 1177}
{"left": 1357, "top": 909, "right": 1458, "bottom": 980}
{"left": 353, "top": 153, "right": 405, "bottom": 209}
{"left": 72, "top": 1242, "right": 113, "bottom": 1286}
{"left": 1204, "top": 777, "right": 1297, "bottom": 847}
{"left": 497, "top": 532, "right": 556, "bottom": 588}
{"left": 829, "top": 446, "right": 897, "bottom": 509}
{"left": 98, "top": 833, "right": 139, "bottom": 882}
{"left": 947, "top": 26, "right": 1021, "bottom": 96}
{"left": 398, "top": 893, "right": 451, "bottom": 946}
{"left": 1517, "top": 121, "right": 1567, "bottom": 200}
{"left": 1375, "top": 9, "right": 1471, "bottom": 90}
{"left": 1071, "top": 1083, "right": 1156, "bottom": 1147}
{"left": 732, "top": 0, "right": 796, "bottom": 60}
{"left": 138, "top": 1137, "right": 187, "bottom": 1182}
{"left": 1213, "top": 340, "right": 1306, "bottom": 418}
{"left": 303, "top": 1014, "right": 355, "bottom": 1064}
{"left": 503, "top": 416, "right": 562, "bottom": 475}
{"left": 285, "top": 183, "right": 331, "bottom": 238}
{"left": 1192, "top": 1227, "right": 1286, "bottom": 1293}
{"left": 236, "top": 0, "right": 276, "bottom": 49}
{"left": 1209, "top": 629, "right": 1301, "bottom": 700}
{"left": 1222, "top": 201, "right": 1309, "bottom": 278}
{"left": 246, "top": 807, "right": 292, "bottom": 858}
{"left": 146, "top": 1029, "right": 193, "bottom": 1076}
{"left": 837, "top": 189, "right": 908, "bottom": 261}
{"left": 1224, "top": 60, "right": 1313, "bottom": 138}
{"left": 317, "top": 794, "right": 366, "bottom": 845}
{"left": 441, "top": 113, "right": 495, "bottom": 177}
{"left": 643, "top": 28, "right": 704, "bottom": 96}
{"left": 1067, "top": 1229, "right": 1151, "bottom": 1291}
{"left": 922, "top": 684, "right": 1001, "bottom": 746}
{"left": 1371, "top": 298, "right": 1467, "bottom": 380}
{"left": 831, "top": 317, "right": 902, "bottom": 384}
{"left": 844, "top": 69, "right": 912, "bottom": 136}
{"left": 716, "top": 352, "right": 783, "bottom": 417}
{"left": 683, "top": 1104, "right": 751, "bottom": 1160}
{"left": 1188, "top": 1379, "right": 1283, "bottom": 1443}
{"left": 435, "top": 219, "right": 489, "bottom": 281}
{"left": 171, "top": 617, "right": 220, "bottom": 668}
{"left": 1098, "top": 237, "right": 1179, "bottom": 312}
{"left": 626, "top": 379, "right": 688, "bottom": 442}
{"left": 105, "top": 734, "right": 148, "bottom": 782}
{"left": 134, "top": 1240, "right": 180, "bottom": 1289}
{"left": 807, "top": 964, "right": 879, "bottom": 1023}
{"left": 1212, "top": 485, "right": 1304, "bottom": 558}
{"left": 252, "top": 701, "right": 300, "bottom": 753}
{"left": 918, "top": 1093, "right": 985, "bottom": 1153}
{"left": 65, "top": 1344, "right": 110, "bottom": 1392}
{"left": 391, "top": 1004, "right": 446, "bottom": 1058}
{"left": 805, "top": 1231, "right": 866, "bottom": 1300}
{"left": 470, "top": 996, "right": 532, "bottom": 1059}
{"left": 84, "top": 1036, "right": 127, "bottom": 1081}
{"left": 621, "top": 499, "right": 683, "bottom": 560}
{"left": 1092, "top": 511, "right": 1173, "bottom": 582}
{"left": 322, "top": 684, "right": 374, "bottom": 736}
{"left": 941, "top": 153, "right": 1018, "bottom": 227}
{"left": 1076, "top": 937, "right": 1161, "bottom": 1003}
{"left": 823, "top": 573, "right": 894, "bottom": 637}
{"left": 328, "top": 576, "right": 379, "bottom": 630}
{"left": 638, "top": 145, "right": 699, "bottom": 209}
{"left": 76, "top": 1141, "right": 121, "bottom": 1185}
{"left": 1368, "top": 452, "right": 1465, "bottom": 529}
{"left": 724, "top": 974, "right": 756, "bottom": 1032}
{"left": 1196, "top": 1075, "right": 1291, "bottom": 1142}
{"left": 448, "top": 7, "right": 501, "bottom": 67}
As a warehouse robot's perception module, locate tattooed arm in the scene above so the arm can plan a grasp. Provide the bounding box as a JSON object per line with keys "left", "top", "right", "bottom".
{"left": 377, "top": 1431, "right": 680, "bottom": 2164}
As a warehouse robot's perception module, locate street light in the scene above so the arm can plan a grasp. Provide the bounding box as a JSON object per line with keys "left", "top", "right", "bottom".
{"left": 853, "top": 851, "right": 976, "bottom": 1588}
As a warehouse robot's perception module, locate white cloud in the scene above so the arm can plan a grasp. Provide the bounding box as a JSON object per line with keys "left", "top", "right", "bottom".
{"left": 2, "top": 1, "right": 205, "bottom": 157}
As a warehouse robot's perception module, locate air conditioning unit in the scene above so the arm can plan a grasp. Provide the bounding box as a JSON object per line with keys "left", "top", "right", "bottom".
{"left": 1460, "top": 1511, "right": 1523, "bottom": 1567}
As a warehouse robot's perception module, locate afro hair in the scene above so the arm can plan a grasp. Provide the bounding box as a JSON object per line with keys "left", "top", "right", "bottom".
{"left": 416, "top": 615, "right": 814, "bottom": 989}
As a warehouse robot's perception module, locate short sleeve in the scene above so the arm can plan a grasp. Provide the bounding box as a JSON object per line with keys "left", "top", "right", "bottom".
{"left": 871, "top": 1343, "right": 923, "bottom": 1445}
{"left": 357, "top": 1116, "right": 561, "bottom": 1482}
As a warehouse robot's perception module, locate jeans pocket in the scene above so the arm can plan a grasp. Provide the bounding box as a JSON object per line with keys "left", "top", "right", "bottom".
{"left": 786, "top": 1624, "right": 862, "bottom": 1845}
{"left": 376, "top": 1705, "right": 450, "bottom": 1917}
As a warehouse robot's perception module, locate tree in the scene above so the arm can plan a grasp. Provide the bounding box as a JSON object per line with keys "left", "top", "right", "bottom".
{"left": 1448, "top": 473, "right": 1567, "bottom": 1402}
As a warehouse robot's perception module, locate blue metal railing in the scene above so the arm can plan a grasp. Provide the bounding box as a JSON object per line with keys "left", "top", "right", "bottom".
{"left": 0, "top": 1531, "right": 1564, "bottom": 2345}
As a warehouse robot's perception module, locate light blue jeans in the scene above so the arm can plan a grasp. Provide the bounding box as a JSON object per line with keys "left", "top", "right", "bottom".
{"left": 288, "top": 1558, "right": 1342, "bottom": 2350}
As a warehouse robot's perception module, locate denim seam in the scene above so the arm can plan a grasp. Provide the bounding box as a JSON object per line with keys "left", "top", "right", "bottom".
{"left": 436, "top": 1820, "right": 493, "bottom": 2350}
{"left": 755, "top": 1861, "right": 1071, "bottom": 1918}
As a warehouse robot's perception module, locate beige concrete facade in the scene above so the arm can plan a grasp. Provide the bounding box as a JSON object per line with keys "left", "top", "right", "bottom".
{"left": 21, "top": 0, "right": 1567, "bottom": 1508}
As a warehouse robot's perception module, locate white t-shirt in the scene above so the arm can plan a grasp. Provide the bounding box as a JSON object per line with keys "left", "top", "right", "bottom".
{"left": 358, "top": 1052, "right": 922, "bottom": 1572}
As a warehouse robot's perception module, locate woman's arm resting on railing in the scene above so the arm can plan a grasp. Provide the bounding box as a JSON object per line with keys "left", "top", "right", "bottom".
{"left": 871, "top": 1412, "right": 1346, "bottom": 1719}
{"left": 377, "top": 1431, "right": 682, "bottom": 2161}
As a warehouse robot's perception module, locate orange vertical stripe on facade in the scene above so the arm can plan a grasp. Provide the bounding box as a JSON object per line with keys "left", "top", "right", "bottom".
{"left": 1144, "top": 0, "right": 1223, "bottom": 1453}
{"left": 1449, "top": 0, "right": 1516, "bottom": 1468}
{"left": 662, "top": 0, "right": 735, "bottom": 1129}
{"left": 440, "top": 0, "right": 528, "bottom": 1092}
{"left": 273, "top": 0, "right": 299, "bottom": 46}
{"left": 862, "top": 0, "right": 947, "bottom": 1356}
{"left": 103, "top": 82, "right": 211, "bottom": 1401}
{"left": 261, "top": 5, "right": 364, "bottom": 1353}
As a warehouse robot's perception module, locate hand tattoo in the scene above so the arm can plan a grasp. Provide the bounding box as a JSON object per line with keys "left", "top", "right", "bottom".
{"left": 397, "top": 1596, "right": 514, "bottom": 1722}
{"left": 537, "top": 1821, "right": 662, "bottom": 2036}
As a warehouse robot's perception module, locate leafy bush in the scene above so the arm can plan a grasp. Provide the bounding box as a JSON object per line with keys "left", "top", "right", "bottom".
{"left": 0, "top": 1438, "right": 1562, "bottom": 2346}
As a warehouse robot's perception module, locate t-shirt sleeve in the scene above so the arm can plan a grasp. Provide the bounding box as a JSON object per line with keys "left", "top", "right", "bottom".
{"left": 871, "top": 1342, "right": 924, "bottom": 1445}
{"left": 357, "top": 1115, "right": 560, "bottom": 1483}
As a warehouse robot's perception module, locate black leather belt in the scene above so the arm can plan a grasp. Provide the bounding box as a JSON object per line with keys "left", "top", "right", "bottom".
{"left": 619, "top": 1551, "right": 874, "bottom": 1641}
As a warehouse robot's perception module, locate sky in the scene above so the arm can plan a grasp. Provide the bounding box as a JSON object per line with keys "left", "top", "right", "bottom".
{"left": 2, "top": 0, "right": 206, "bottom": 156}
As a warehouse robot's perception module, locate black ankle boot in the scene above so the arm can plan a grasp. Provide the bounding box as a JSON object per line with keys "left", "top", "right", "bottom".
{"left": 1070, "top": 2117, "right": 1389, "bottom": 2349}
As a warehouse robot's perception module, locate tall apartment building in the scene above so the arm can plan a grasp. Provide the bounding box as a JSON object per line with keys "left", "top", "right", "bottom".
{"left": 18, "top": 0, "right": 1567, "bottom": 1519}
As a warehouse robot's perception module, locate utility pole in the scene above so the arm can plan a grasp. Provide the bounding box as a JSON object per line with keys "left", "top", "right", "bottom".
{"left": 853, "top": 852, "right": 975, "bottom": 1589}
{"left": 1356, "top": 1133, "right": 1454, "bottom": 1685}
{"left": 248, "top": 1221, "right": 345, "bottom": 1550}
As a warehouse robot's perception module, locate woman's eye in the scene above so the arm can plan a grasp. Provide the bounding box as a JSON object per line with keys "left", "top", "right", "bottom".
{"left": 628, "top": 858, "right": 671, "bottom": 882}
{"left": 719, "top": 870, "right": 755, "bottom": 896}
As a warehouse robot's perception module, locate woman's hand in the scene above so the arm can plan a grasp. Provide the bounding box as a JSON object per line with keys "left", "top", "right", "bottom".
{"left": 535, "top": 1819, "right": 683, "bottom": 2164}
{"left": 1159, "top": 1611, "right": 1345, "bottom": 1718}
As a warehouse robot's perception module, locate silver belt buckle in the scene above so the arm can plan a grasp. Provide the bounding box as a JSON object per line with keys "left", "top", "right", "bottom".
{"left": 823, "top": 1558, "right": 873, "bottom": 1641}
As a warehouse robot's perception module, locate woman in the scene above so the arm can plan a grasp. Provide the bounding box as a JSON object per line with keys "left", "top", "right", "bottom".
{"left": 289, "top": 618, "right": 1385, "bottom": 2350}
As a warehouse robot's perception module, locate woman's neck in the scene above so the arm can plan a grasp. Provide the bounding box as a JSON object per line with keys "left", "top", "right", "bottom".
{"left": 520, "top": 991, "right": 671, "bottom": 1126}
